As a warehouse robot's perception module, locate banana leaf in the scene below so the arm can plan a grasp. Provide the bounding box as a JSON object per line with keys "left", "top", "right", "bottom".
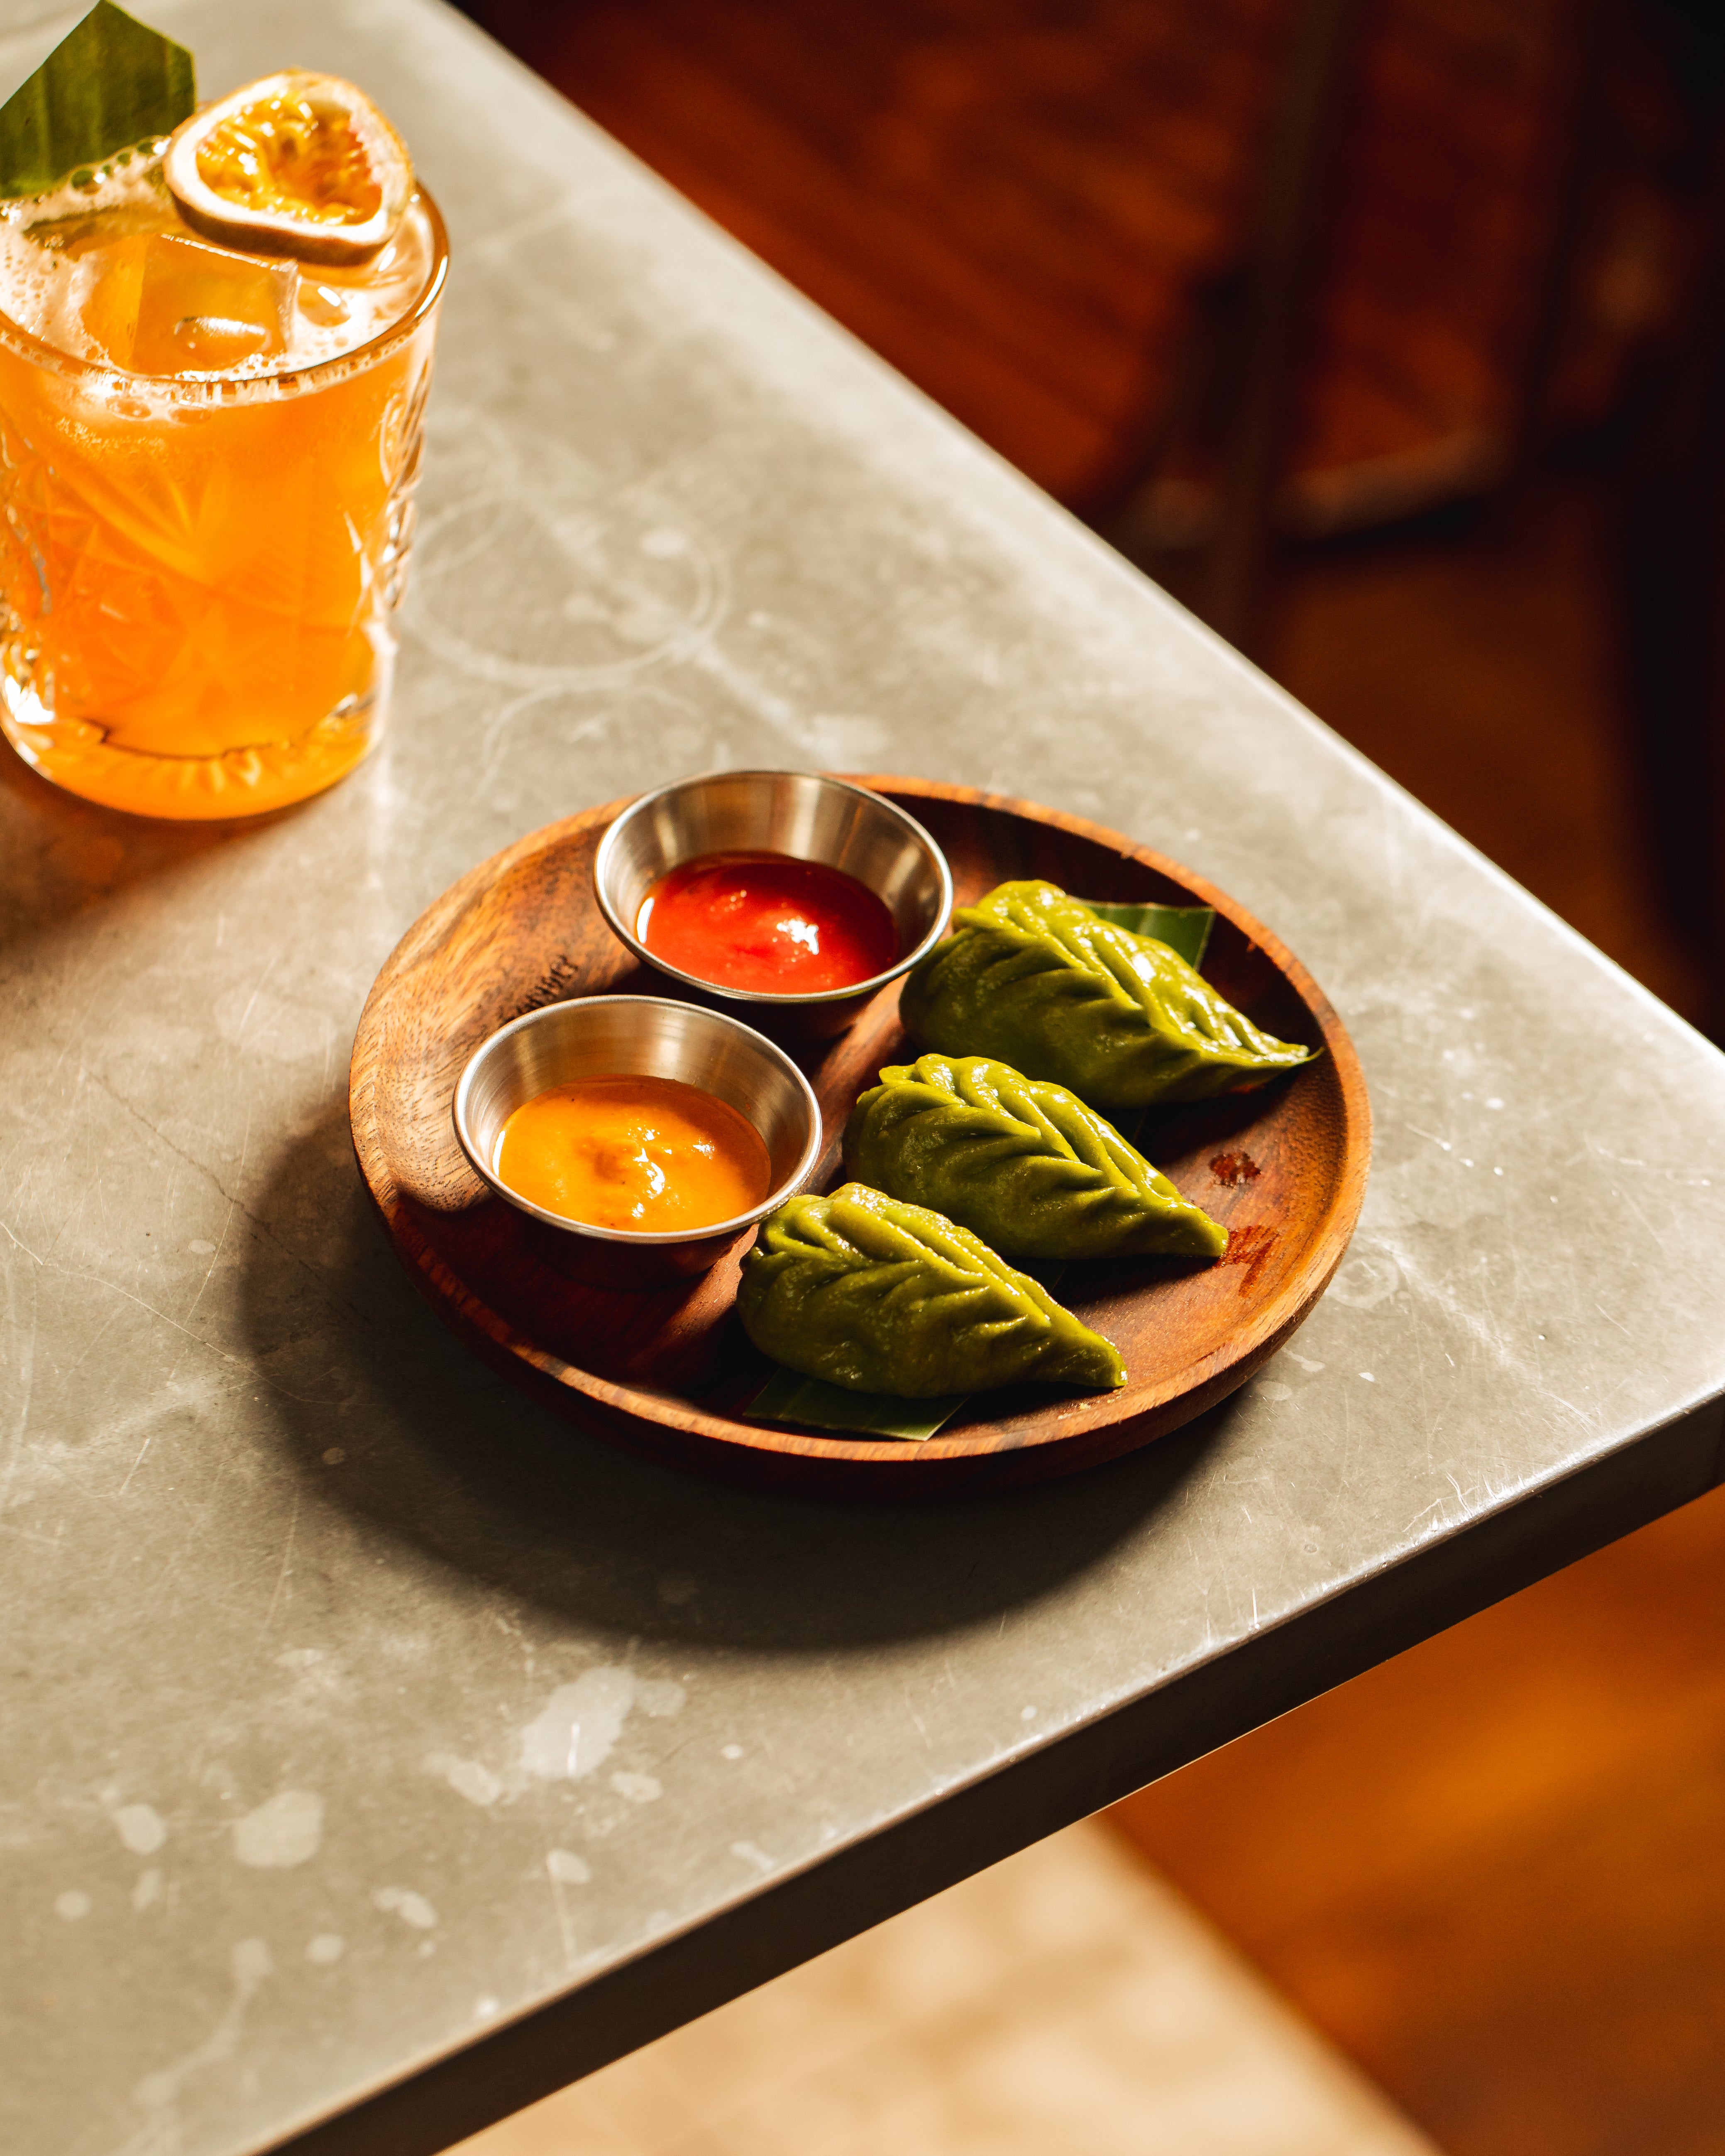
{"left": 744, "top": 1365, "right": 967, "bottom": 1442}
{"left": 0, "top": 3, "right": 194, "bottom": 198}
{"left": 1080, "top": 900, "right": 1213, "bottom": 969}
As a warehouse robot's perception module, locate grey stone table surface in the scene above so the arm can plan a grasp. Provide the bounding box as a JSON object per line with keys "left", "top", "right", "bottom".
{"left": 5, "top": 1, "right": 1725, "bottom": 2152}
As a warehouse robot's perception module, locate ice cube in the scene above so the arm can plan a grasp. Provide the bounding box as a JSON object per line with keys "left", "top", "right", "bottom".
{"left": 297, "top": 282, "right": 351, "bottom": 330}
{"left": 82, "top": 232, "right": 298, "bottom": 375}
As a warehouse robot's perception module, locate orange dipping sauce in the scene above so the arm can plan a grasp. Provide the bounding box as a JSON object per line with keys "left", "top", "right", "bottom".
{"left": 638, "top": 850, "right": 899, "bottom": 995}
{"left": 496, "top": 1075, "right": 772, "bottom": 1233}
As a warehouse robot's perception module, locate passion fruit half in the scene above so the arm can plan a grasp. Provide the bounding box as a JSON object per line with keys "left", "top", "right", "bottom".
{"left": 164, "top": 71, "right": 413, "bottom": 268}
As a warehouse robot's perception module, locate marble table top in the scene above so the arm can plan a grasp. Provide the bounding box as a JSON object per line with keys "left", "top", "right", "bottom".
{"left": 3, "top": 1, "right": 1723, "bottom": 2151}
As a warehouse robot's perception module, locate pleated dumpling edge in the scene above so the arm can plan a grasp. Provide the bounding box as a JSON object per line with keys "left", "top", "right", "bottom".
{"left": 843, "top": 1052, "right": 1227, "bottom": 1260}
{"left": 736, "top": 1182, "right": 1126, "bottom": 1399}
{"left": 899, "top": 879, "right": 1316, "bottom": 1109}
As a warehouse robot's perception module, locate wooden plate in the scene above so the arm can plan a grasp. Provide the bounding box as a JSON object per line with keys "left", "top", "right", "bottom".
{"left": 349, "top": 779, "right": 1370, "bottom": 1495}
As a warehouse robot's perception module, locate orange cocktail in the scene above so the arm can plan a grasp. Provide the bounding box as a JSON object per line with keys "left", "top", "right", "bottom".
{"left": 0, "top": 76, "right": 446, "bottom": 818}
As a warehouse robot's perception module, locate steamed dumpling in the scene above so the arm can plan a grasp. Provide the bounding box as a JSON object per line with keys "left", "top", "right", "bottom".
{"left": 845, "top": 1054, "right": 1226, "bottom": 1261}
{"left": 899, "top": 880, "right": 1314, "bottom": 1109}
{"left": 736, "top": 1182, "right": 1125, "bottom": 1399}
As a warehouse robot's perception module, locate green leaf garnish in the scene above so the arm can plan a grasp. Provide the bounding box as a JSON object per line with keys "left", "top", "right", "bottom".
{"left": 1082, "top": 899, "right": 1214, "bottom": 970}
{"left": 0, "top": 2, "right": 194, "bottom": 199}
{"left": 745, "top": 1365, "right": 967, "bottom": 1443}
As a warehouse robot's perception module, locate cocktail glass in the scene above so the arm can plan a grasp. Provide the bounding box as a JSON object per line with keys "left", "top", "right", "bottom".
{"left": 0, "top": 168, "right": 447, "bottom": 819}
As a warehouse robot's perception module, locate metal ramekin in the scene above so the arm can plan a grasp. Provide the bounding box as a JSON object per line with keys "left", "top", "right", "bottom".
{"left": 453, "top": 995, "right": 821, "bottom": 1290}
{"left": 592, "top": 770, "right": 953, "bottom": 1039}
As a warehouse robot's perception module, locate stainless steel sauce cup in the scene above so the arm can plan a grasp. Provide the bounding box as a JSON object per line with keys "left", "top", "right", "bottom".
{"left": 453, "top": 995, "right": 821, "bottom": 1290}
{"left": 593, "top": 769, "right": 952, "bottom": 1038}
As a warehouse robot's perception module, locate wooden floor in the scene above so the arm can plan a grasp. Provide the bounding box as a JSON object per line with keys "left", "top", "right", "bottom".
{"left": 459, "top": 6, "right": 1722, "bottom": 2150}
{"left": 457, "top": 1824, "right": 1442, "bottom": 2156}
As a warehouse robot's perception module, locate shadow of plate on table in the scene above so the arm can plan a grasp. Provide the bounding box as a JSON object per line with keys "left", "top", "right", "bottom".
{"left": 239, "top": 1110, "right": 1241, "bottom": 1653}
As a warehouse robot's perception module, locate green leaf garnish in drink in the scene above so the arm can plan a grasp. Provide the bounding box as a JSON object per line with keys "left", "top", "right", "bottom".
{"left": 0, "top": 2, "right": 194, "bottom": 199}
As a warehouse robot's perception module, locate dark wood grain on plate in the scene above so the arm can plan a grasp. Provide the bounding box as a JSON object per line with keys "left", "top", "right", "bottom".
{"left": 349, "top": 779, "right": 1371, "bottom": 1494}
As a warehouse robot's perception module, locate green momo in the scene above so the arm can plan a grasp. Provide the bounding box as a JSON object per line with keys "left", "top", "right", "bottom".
{"left": 845, "top": 1054, "right": 1227, "bottom": 1261}
{"left": 736, "top": 1182, "right": 1126, "bottom": 1399}
{"left": 900, "top": 879, "right": 1314, "bottom": 1109}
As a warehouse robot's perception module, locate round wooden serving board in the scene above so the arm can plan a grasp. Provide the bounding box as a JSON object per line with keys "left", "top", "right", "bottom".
{"left": 349, "top": 779, "right": 1371, "bottom": 1495}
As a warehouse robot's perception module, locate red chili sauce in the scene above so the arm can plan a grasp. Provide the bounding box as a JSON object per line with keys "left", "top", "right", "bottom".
{"left": 638, "top": 850, "right": 899, "bottom": 995}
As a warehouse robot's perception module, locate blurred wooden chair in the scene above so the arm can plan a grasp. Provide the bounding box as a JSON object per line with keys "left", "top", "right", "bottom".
{"left": 1089, "top": 0, "right": 1654, "bottom": 655}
